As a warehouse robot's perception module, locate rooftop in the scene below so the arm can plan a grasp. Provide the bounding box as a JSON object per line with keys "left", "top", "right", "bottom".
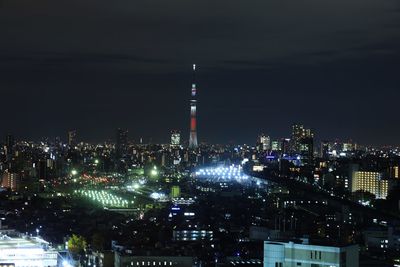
{"left": 0, "top": 235, "right": 49, "bottom": 250}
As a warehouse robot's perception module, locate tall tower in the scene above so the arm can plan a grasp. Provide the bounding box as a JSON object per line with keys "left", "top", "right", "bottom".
{"left": 189, "top": 64, "right": 198, "bottom": 149}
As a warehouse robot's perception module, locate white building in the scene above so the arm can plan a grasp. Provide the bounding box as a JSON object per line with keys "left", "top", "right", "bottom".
{"left": 0, "top": 235, "right": 58, "bottom": 267}
{"left": 264, "top": 240, "right": 359, "bottom": 267}
{"left": 170, "top": 131, "right": 180, "bottom": 147}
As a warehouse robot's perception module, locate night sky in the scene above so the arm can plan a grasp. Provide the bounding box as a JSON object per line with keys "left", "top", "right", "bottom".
{"left": 1, "top": 0, "right": 399, "bottom": 145}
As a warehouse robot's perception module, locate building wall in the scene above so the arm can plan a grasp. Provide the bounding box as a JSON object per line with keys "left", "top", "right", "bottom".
{"left": 0, "top": 242, "right": 58, "bottom": 267}
{"left": 115, "top": 254, "right": 193, "bottom": 267}
{"left": 1, "top": 171, "right": 20, "bottom": 191}
{"left": 264, "top": 241, "right": 359, "bottom": 267}
{"left": 351, "top": 171, "right": 388, "bottom": 199}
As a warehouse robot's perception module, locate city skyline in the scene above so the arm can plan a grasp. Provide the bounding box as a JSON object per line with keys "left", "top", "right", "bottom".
{"left": 0, "top": 121, "right": 395, "bottom": 147}
{"left": 2, "top": 1, "right": 400, "bottom": 267}
{"left": 1, "top": 0, "right": 399, "bottom": 145}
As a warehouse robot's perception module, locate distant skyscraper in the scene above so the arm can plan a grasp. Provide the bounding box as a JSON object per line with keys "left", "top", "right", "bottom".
{"left": 5, "top": 134, "right": 14, "bottom": 161}
{"left": 291, "top": 123, "right": 314, "bottom": 153}
{"left": 271, "top": 140, "right": 281, "bottom": 151}
{"left": 291, "top": 124, "right": 304, "bottom": 152}
{"left": 299, "top": 136, "right": 314, "bottom": 163}
{"left": 116, "top": 128, "right": 128, "bottom": 158}
{"left": 257, "top": 134, "right": 270, "bottom": 151}
{"left": 342, "top": 142, "right": 354, "bottom": 152}
{"left": 189, "top": 64, "right": 198, "bottom": 149}
{"left": 281, "top": 138, "right": 291, "bottom": 155}
{"left": 67, "top": 130, "right": 77, "bottom": 147}
{"left": 320, "top": 140, "right": 330, "bottom": 159}
{"left": 171, "top": 130, "right": 181, "bottom": 147}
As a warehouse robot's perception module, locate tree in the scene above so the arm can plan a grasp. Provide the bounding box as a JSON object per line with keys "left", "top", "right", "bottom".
{"left": 67, "top": 234, "right": 87, "bottom": 255}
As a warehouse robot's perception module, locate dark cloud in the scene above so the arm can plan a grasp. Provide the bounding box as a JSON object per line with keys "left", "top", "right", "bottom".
{"left": 0, "top": 0, "right": 399, "bottom": 145}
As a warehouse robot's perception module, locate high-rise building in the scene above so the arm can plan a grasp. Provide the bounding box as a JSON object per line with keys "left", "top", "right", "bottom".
{"left": 299, "top": 137, "right": 314, "bottom": 163}
{"left": 281, "top": 138, "right": 291, "bottom": 155}
{"left": 320, "top": 140, "right": 330, "bottom": 159}
{"left": 257, "top": 134, "right": 271, "bottom": 151}
{"left": 342, "top": 142, "right": 354, "bottom": 152}
{"left": 291, "top": 124, "right": 314, "bottom": 153}
{"left": 290, "top": 124, "right": 314, "bottom": 164}
{"left": 67, "top": 130, "right": 77, "bottom": 147}
{"left": 351, "top": 171, "right": 389, "bottom": 199}
{"left": 389, "top": 166, "right": 399, "bottom": 179}
{"left": 264, "top": 240, "right": 359, "bottom": 267}
{"left": 37, "top": 159, "right": 49, "bottom": 181}
{"left": 1, "top": 170, "right": 20, "bottom": 191}
{"left": 291, "top": 124, "right": 305, "bottom": 152}
{"left": 171, "top": 130, "right": 181, "bottom": 147}
{"left": 116, "top": 128, "right": 128, "bottom": 159}
{"left": 271, "top": 140, "right": 281, "bottom": 152}
{"left": 5, "top": 134, "right": 14, "bottom": 161}
{"left": 189, "top": 64, "right": 198, "bottom": 149}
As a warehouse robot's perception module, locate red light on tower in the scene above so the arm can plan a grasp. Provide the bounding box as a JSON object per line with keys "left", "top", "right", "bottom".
{"left": 189, "top": 64, "right": 198, "bottom": 149}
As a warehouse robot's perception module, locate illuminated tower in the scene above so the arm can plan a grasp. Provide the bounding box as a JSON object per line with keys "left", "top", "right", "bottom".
{"left": 189, "top": 64, "right": 198, "bottom": 149}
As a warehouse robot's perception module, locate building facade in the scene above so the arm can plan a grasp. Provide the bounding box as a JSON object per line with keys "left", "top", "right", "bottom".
{"left": 0, "top": 235, "right": 58, "bottom": 267}
{"left": 263, "top": 240, "right": 359, "bottom": 267}
{"left": 257, "top": 134, "right": 271, "bottom": 151}
{"left": 351, "top": 171, "right": 389, "bottom": 199}
{"left": 115, "top": 253, "right": 193, "bottom": 267}
{"left": 171, "top": 130, "right": 181, "bottom": 147}
{"left": 1, "top": 171, "right": 20, "bottom": 191}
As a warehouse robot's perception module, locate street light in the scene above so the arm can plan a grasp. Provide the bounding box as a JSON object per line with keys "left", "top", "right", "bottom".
{"left": 62, "top": 260, "right": 73, "bottom": 267}
{"left": 150, "top": 166, "right": 158, "bottom": 177}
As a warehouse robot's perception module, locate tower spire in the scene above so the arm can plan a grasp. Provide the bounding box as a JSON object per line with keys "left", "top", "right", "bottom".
{"left": 189, "top": 64, "right": 198, "bottom": 149}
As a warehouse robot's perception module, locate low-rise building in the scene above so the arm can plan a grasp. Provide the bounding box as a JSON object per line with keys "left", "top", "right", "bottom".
{"left": 263, "top": 239, "right": 359, "bottom": 267}
{"left": 0, "top": 234, "right": 58, "bottom": 267}
{"left": 115, "top": 253, "right": 193, "bottom": 267}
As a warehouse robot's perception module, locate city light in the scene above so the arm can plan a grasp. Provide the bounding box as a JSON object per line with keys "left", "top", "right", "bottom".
{"left": 74, "top": 190, "right": 131, "bottom": 208}
{"left": 150, "top": 166, "right": 158, "bottom": 177}
{"left": 62, "top": 260, "right": 73, "bottom": 267}
{"left": 2, "top": 4, "right": 398, "bottom": 265}
{"left": 150, "top": 192, "right": 166, "bottom": 200}
{"left": 195, "top": 165, "right": 249, "bottom": 181}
